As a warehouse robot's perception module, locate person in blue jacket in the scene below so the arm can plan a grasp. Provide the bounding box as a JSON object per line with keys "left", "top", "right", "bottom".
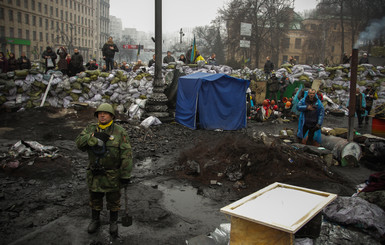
{"left": 346, "top": 87, "right": 366, "bottom": 128}
{"left": 297, "top": 89, "right": 325, "bottom": 146}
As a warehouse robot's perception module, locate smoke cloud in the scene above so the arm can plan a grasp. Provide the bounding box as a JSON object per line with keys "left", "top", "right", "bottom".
{"left": 354, "top": 16, "right": 385, "bottom": 49}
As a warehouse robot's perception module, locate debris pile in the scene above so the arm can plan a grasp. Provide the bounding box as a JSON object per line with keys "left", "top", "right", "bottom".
{"left": 178, "top": 133, "right": 338, "bottom": 189}
{"left": 1, "top": 62, "right": 385, "bottom": 118}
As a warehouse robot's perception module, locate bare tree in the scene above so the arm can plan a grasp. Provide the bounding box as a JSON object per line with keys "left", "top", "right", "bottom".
{"left": 219, "top": 0, "right": 294, "bottom": 68}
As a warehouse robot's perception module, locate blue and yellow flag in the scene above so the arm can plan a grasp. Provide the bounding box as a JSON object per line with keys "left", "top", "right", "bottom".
{"left": 190, "top": 36, "right": 196, "bottom": 63}
{"left": 137, "top": 44, "right": 141, "bottom": 56}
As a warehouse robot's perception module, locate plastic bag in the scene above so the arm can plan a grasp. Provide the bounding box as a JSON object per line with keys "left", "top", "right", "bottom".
{"left": 46, "top": 58, "right": 54, "bottom": 68}
{"left": 140, "top": 116, "right": 162, "bottom": 128}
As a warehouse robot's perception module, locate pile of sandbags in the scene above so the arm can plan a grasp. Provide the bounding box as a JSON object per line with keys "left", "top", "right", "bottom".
{"left": 1, "top": 62, "right": 385, "bottom": 120}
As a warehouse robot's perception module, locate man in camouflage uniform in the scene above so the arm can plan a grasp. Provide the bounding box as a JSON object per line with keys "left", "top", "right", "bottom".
{"left": 75, "top": 103, "right": 132, "bottom": 236}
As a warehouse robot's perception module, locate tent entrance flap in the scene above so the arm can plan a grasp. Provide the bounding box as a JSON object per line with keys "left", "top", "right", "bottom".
{"left": 175, "top": 73, "right": 250, "bottom": 130}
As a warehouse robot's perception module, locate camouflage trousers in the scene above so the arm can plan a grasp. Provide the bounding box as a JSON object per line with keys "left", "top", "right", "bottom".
{"left": 89, "top": 191, "right": 121, "bottom": 211}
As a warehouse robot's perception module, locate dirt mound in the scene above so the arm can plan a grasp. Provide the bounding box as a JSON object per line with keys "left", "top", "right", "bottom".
{"left": 177, "top": 134, "right": 340, "bottom": 191}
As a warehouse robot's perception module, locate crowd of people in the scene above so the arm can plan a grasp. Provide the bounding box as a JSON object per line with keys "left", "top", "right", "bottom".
{"left": 248, "top": 52, "right": 378, "bottom": 146}
{"left": 0, "top": 51, "right": 31, "bottom": 73}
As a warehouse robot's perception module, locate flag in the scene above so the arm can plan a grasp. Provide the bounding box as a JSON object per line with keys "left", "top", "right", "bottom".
{"left": 190, "top": 36, "right": 196, "bottom": 63}
{"left": 137, "top": 44, "right": 141, "bottom": 56}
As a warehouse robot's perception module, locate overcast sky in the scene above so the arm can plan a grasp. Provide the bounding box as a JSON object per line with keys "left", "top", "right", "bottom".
{"left": 110, "top": 0, "right": 319, "bottom": 34}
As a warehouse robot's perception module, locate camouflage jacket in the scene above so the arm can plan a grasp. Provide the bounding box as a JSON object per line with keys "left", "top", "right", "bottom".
{"left": 75, "top": 122, "right": 132, "bottom": 192}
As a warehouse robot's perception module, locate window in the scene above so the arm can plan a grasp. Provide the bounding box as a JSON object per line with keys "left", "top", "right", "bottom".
{"left": 0, "top": 7, "right": 3, "bottom": 20}
{"left": 51, "top": 20, "right": 54, "bottom": 28}
{"left": 295, "top": 38, "right": 301, "bottom": 49}
{"left": 45, "top": 33, "right": 48, "bottom": 42}
{"left": 38, "top": 2, "right": 41, "bottom": 12}
{"left": 311, "top": 24, "right": 316, "bottom": 30}
{"left": 32, "top": 15, "right": 36, "bottom": 25}
{"left": 65, "top": 11, "right": 67, "bottom": 21}
{"left": 56, "top": 22, "right": 59, "bottom": 30}
{"left": 8, "top": 9, "right": 13, "bottom": 21}
{"left": 50, "top": 6, "right": 53, "bottom": 16}
{"left": 16, "top": 0, "right": 20, "bottom": 6}
{"left": 0, "top": 26, "right": 5, "bottom": 38}
{"left": 294, "top": 56, "right": 299, "bottom": 63}
{"left": 45, "top": 18, "right": 48, "bottom": 30}
{"left": 9, "top": 27, "right": 14, "bottom": 37}
{"left": 19, "top": 45, "right": 23, "bottom": 56}
{"left": 33, "top": 31, "right": 36, "bottom": 40}
{"left": 18, "top": 28, "right": 22, "bottom": 38}
{"left": 39, "top": 17, "right": 42, "bottom": 27}
{"left": 282, "top": 38, "right": 290, "bottom": 49}
{"left": 56, "top": 8, "right": 58, "bottom": 17}
{"left": 17, "top": 12, "right": 21, "bottom": 23}
{"left": 24, "top": 0, "right": 28, "bottom": 8}
{"left": 25, "top": 13, "right": 29, "bottom": 24}
{"left": 51, "top": 33, "right": 54, "bottom": 42}
{"left": 331, "top": 46, "right": 335, "bottom": 52}
{"left": 60, "top": 10, "right": 63, "bottom": 20}
{"left": 26, "top": 29, "right": 30, "bottom": 39}
{"left": 31, "top": 0, "right": 35, "bottom": 10}
{"left": 283, "top": 55, "right": 288, "bottom": 63}
{"left": 44, "top": 4, "right": 47, "bottom": 15}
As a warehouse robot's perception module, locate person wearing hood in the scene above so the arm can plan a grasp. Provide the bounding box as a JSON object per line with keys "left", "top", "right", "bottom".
{"left": 102, "top": 36, "right": 119, "bottom": 72}
{"left": 297, "top": 89, "right": 325, "bottom": 146}
{"left": 57, "top": 47, "right": 69, "bottom": 75}
{"left": 359, "top": 53, "right": 369, "bottom": 64}
{"left": 42, "top": 46, "right": 57, "bottom": 73}
{"left": 194, "top": 50, "right": 206, "bottom": 64}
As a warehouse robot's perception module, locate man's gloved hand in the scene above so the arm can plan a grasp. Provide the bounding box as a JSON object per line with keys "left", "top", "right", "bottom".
{"left": 94, "top": 132, "right": 110, "bottom": 142}
{"left": 314, "top": 124, "right": 321, "bottom": 130}
{"left": 120, "top": 178, "right": 131, "bottom": 187}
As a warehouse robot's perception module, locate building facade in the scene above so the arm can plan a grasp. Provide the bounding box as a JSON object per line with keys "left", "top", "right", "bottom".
{"left": 109, "top": 15, "right": 122, "bottom": 41}
{"left": 226, "top": 8, "right": 357, "bottom": 68}
{"left": 0, "top": 0, "right": 109, "bottom": 62}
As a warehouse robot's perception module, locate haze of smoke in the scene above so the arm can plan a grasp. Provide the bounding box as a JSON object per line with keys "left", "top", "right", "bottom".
{"left": 354, "top": 16, "right": 385, "bottom": 49}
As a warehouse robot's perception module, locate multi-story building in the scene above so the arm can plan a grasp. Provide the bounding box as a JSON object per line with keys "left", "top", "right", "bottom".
{"left": 109, "top": 15, "right": 122, "bottom": 41}
{"left": 0, "top": 0, "right": 109, "bottom": 61}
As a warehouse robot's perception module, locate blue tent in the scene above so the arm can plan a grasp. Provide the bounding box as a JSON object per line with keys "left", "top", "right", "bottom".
{"left": 175, "top": 72, "right": 250, "bottom": 130}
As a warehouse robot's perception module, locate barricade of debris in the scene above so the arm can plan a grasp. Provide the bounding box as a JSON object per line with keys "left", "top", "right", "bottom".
{"left": 1, "top": 62, "right": 385, "bottom": 120}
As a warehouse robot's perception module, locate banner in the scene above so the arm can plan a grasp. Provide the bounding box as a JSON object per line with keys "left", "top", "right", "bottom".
{"left": 190, "top": 36, "right": 196, "bottom": 63}
{"left": 122, "top": 44, "right": 144, "bottom": 50}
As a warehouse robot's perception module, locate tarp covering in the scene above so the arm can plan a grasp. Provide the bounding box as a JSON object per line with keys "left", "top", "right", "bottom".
{"left": 175, "top": 72, "right": 250, "bottom": 130}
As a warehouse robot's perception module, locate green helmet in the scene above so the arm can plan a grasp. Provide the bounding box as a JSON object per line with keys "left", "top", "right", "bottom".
{"left": 94, "top": 103, "right": 115, "bottom": 118}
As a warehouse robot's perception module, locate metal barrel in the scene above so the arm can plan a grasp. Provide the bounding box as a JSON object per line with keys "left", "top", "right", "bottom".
{"left": 321, "top": 135, "right": 362, "bottom": 166}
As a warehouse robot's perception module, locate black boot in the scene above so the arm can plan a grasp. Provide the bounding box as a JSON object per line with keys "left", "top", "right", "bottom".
{"left": 87, "top": 210, "right": 100, "bottom": 234}
{"left": 109, "top": 211, "right": 118, "bottom": 236}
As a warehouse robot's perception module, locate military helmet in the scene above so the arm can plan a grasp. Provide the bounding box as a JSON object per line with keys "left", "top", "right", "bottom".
{"left": 94, "top": 103, "right": 115, "bottom": 118}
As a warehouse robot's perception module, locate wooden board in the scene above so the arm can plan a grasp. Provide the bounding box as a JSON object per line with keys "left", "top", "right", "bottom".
{"left": 221, "top": 182, "right": 337, "bottom": 234}
{"left": 312, "top": 79, "right": 322, "bottom": 91}
{"left": 230, "top": 216, "right": 293, "bottom": 245}
{"left": 253, "top": 81, "right": 266, "bottom": 104}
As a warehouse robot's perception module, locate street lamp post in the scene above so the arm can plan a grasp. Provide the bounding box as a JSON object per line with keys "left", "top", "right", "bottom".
{"left": 145, "top": 0, "right": 170, "bottom": 121}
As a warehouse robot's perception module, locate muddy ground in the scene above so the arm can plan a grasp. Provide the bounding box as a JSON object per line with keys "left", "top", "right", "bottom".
{"left": 0, "top": 106, "right": 382, "bottom": 245}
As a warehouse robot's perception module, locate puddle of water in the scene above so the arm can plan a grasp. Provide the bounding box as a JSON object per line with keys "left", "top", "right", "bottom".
{"left": 135, "top": 157, "right": 153, "bottom": 170}
{"left": 142, "top": 179, "right": 226, "bottom": 225}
